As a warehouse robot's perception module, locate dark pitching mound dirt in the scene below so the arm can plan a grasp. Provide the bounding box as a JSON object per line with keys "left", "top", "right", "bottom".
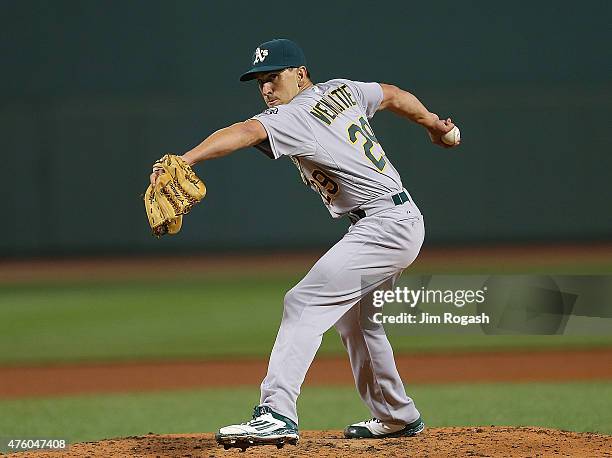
{"left": 8, "top": 427, "right": 612, "bottom": 458}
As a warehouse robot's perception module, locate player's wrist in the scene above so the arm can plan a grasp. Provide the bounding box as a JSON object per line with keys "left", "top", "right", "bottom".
{"left": 420, "top": 113, "right": 439, "bottom": 130}
{"left": 179, "top": 154, "right": 196, "bottom": 166}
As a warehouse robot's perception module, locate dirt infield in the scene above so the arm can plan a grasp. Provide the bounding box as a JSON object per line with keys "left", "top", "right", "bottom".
{"left": 1, "top": 348, "right": 611, "bottom": 399}
{"left": 8, "top": 428, "right": 612, "bottom": 457}
{"left": 2, "top": 243, "right": 612, "bottom": 284}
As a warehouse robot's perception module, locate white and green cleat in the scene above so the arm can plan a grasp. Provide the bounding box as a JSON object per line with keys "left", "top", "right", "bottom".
{"left": 215, "top": 405, "right": 299, "bottom": 451}
{"left": 344, "top": 416, "right": 425, "bottom": 439}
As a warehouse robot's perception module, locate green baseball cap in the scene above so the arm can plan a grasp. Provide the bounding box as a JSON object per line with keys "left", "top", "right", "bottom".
{"left": 239, "top": 39, "right": 306, "bottom": 82}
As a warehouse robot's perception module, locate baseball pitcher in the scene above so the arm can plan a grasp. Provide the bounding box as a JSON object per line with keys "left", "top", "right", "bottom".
{"left": 149, "top": 38, "right": 460, "bottom": 451}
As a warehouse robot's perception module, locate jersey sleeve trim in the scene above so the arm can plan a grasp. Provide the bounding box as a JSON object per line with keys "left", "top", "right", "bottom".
{"left": 251, "top": 118, "right": 281, "bottom": 159}
{"left": 370, "top": 83, "right": 384, "bottom": 114}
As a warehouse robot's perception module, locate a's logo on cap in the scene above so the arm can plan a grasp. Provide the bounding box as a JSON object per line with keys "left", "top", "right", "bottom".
{"left": 253, "top": 47, "right": 269, "bottom": 64}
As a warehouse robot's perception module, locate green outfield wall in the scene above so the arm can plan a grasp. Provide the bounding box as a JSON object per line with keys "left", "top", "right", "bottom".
{"left": 2, "top": 1, "right": 611, "bottom": 255}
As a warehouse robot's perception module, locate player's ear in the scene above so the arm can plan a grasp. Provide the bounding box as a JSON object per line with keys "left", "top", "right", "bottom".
{"left": 297, "top": 66, "right": 307, "bottom": 86}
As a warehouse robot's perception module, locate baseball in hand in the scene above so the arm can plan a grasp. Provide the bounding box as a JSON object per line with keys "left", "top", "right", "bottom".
{"left": 441, "top": 126, "right": 461, "bottom": 146}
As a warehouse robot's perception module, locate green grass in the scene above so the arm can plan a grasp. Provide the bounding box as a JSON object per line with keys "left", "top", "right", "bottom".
{"left": 1, "top": 275, "right": 612, "bottom": 365}
{"left": 0, "top": 381, "right": 610, "bottom": 444}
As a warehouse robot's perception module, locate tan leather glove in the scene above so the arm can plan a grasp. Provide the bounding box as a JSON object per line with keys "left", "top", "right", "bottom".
{"left": 144, "top": 154, "right": 206, "bottom": 237}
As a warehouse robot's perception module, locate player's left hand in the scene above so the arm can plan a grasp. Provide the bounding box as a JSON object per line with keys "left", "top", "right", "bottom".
{"left": 427, "top": 117, "right": 460, "bottom": 148}
{"left": 143, "top": 154, "right": 207, "bottom": 237}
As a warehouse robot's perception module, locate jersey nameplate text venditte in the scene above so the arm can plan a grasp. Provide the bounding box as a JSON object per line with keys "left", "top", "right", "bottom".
{"left": 309, "top": 84, "right": 357, "bottom": 125}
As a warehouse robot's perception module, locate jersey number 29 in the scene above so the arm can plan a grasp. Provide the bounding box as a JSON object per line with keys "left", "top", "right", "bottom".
{"left": 347, "top": 116, "right": 386, "bottom": 172}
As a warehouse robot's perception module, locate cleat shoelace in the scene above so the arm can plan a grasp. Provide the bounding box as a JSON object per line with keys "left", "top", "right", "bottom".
{"left": 239, "top": 406, "right": 269, "bottom": 426}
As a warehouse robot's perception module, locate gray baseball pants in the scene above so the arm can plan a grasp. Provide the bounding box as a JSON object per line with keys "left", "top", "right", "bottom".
{"left": 260, "top": 197, "right": 425, "bottom": 426}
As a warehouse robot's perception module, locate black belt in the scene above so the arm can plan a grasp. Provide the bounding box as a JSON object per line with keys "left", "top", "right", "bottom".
{"left": 348, "top": 190, "right": 409, "bottom": 223}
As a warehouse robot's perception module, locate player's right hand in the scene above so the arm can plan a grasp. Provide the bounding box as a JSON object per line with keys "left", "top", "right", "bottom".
{"left": 427, "top": 117, "right": 459, "bottom": 148}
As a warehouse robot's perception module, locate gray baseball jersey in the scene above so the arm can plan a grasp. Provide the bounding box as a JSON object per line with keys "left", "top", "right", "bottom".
{"left": 253, "top": 79, "right": 405, "bottom": 218}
